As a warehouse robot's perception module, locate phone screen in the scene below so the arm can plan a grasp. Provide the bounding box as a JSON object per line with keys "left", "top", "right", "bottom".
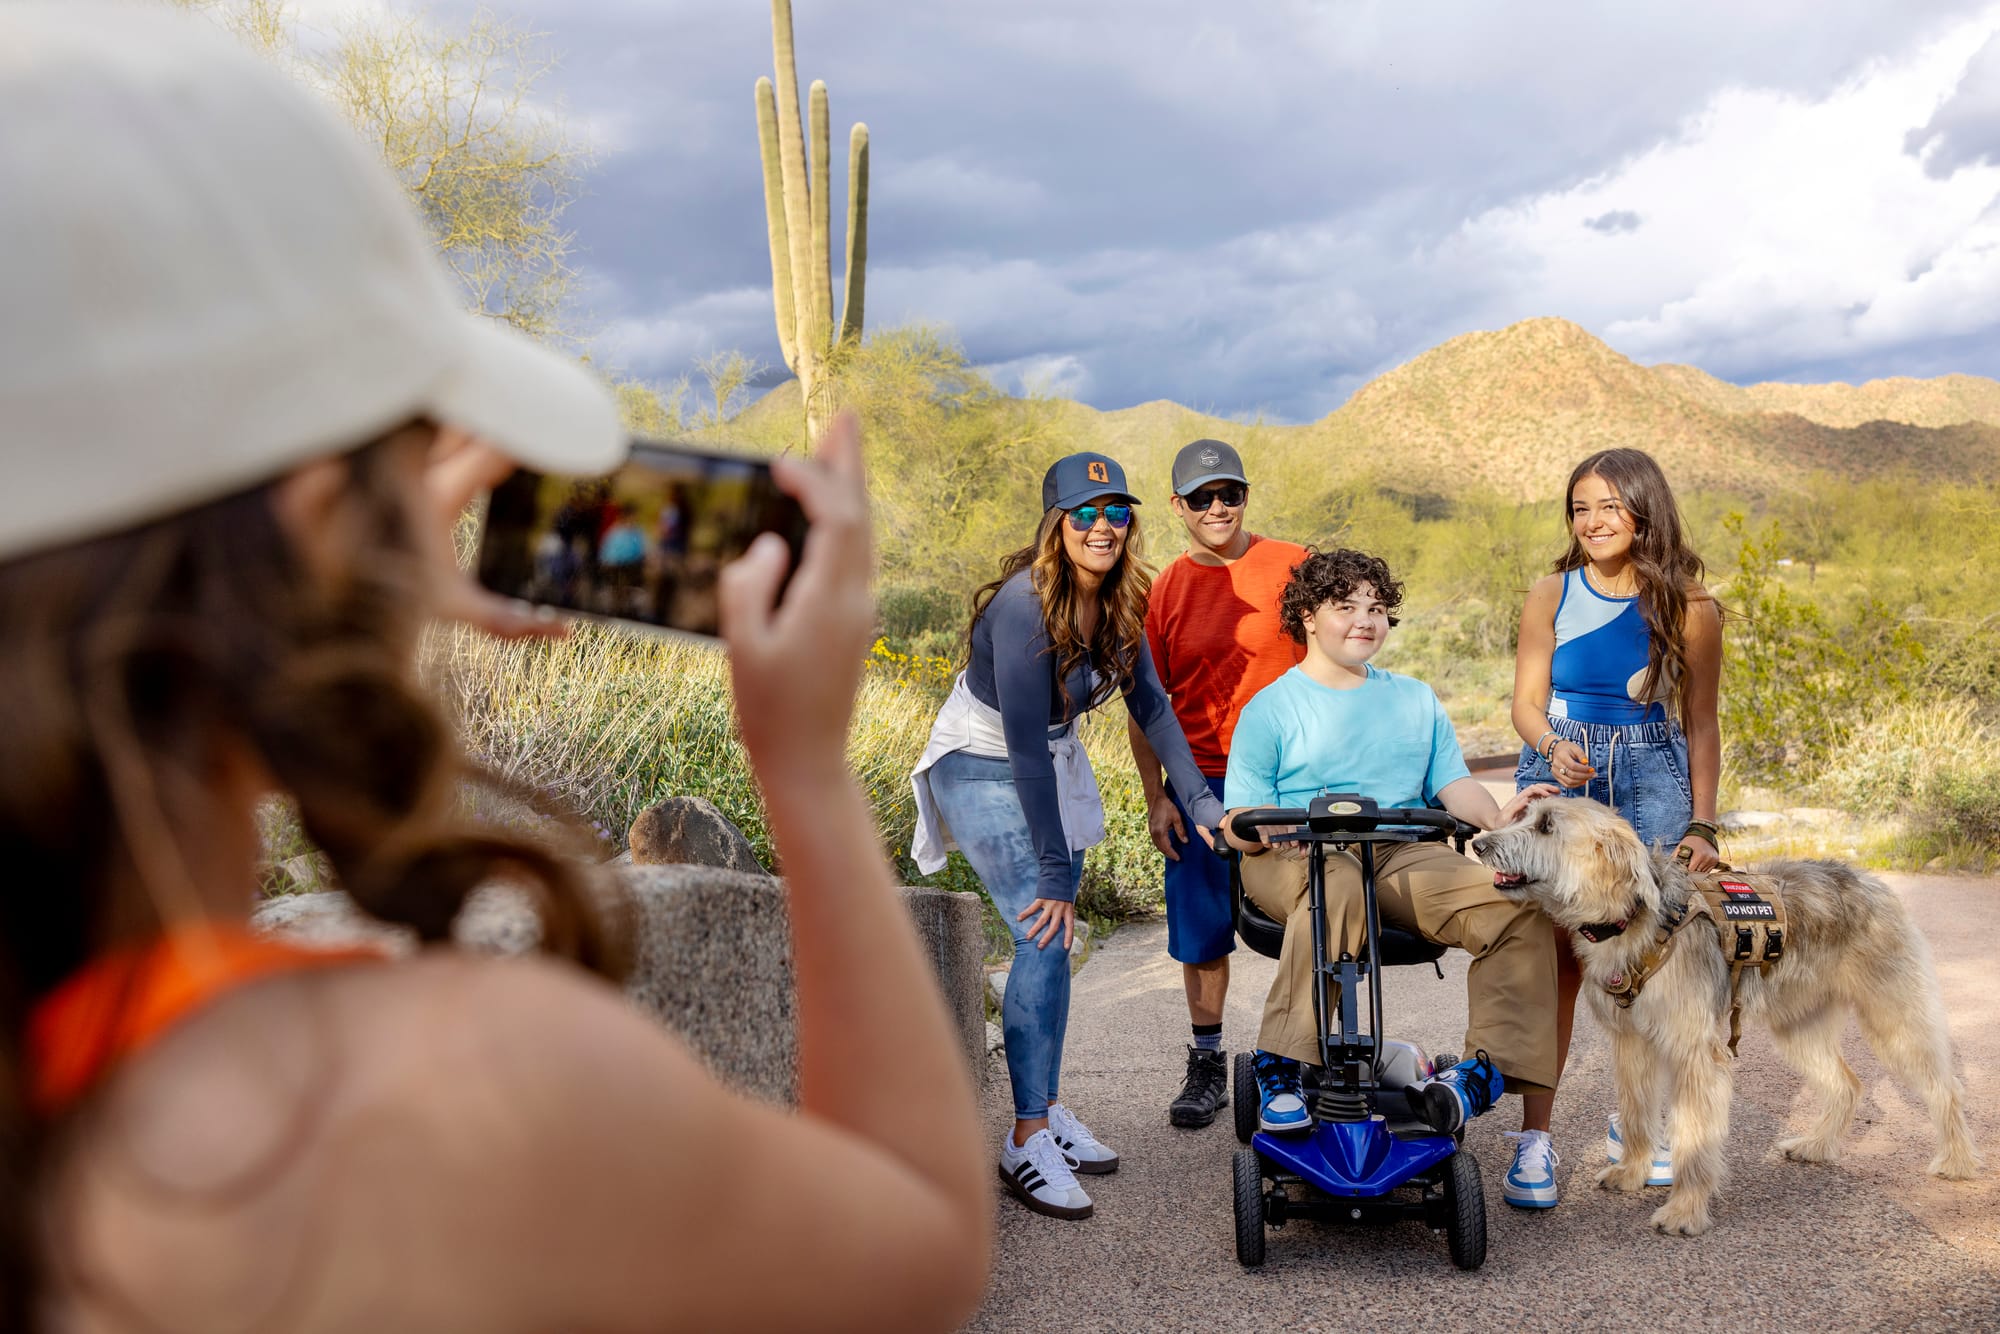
{"left": 476, "top": 439, "right": 807, "bottom": 640}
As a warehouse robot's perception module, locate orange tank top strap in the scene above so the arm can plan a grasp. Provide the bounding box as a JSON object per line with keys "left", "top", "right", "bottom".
{"left": 26, "top": 921, "right": 389, "bottom": 1117}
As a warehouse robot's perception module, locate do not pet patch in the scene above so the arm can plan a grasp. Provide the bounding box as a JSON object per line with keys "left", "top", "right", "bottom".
{"left": 1713, "top": 879, "right": 1775, "bottom": 918}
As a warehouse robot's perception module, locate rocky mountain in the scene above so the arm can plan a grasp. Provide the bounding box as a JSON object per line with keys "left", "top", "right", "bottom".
{"left": 743, "top": 316, "right": 2000, "bottom": 501}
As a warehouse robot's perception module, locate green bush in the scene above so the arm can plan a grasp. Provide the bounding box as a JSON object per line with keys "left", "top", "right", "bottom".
{"left": 1916, "top": 762, "right": 2000, "bottom": 853}
{"left": 1816, "top": 697, "right": 1988, "bottom": 811}
{"left": 1719, "top": 514, "right": 1922, "bottom": 784}
{"left": 878, "top": 582, "right": 967, "bottom": 662}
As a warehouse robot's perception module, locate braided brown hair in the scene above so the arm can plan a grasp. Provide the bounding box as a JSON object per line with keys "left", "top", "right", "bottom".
{"left": 0, "top": 426, "right": 630, "bottom": 1325}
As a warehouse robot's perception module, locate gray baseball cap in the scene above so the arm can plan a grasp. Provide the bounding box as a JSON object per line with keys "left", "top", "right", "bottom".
{"left": 1170, "top": 439, "right": 1248, "bottom": 496}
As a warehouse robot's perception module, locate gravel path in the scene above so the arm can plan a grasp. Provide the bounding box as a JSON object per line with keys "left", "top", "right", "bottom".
{"left": 964, "top": 872, "right": 1999, "bottom": 1333}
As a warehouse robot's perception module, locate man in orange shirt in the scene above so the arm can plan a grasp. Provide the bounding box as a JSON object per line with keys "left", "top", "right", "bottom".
{"left": 1128, "top": 439, "right": 1307, "bottom": 1129}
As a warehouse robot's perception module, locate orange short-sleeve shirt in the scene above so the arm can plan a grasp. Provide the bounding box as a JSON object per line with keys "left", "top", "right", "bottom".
{"left": 1144, "top": 534, "right": 1308, "bottom": 776}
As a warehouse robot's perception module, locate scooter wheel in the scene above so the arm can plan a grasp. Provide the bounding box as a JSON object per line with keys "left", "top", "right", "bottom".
{"left": 1442, "top": 1147, "right": 1486, "bottom": 1271}
{"left": 1232, "top": 1051, "right": 1259, "bottom": 1144}
{"left": 1233, "top": 1149, "right": 1267, "bottom": 1267}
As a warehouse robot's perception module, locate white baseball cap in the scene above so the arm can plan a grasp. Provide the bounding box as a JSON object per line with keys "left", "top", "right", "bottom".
{"left": 0, "top": 4, "right": 626, "bottom": 563}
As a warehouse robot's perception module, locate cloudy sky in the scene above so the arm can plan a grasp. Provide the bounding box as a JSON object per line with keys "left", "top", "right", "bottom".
{"left": 301, "top": 0, "right": 2000, "bottom": 422}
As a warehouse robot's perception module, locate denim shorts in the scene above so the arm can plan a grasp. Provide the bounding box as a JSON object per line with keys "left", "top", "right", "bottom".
{"left": 1514, "top": 716, "right": 1693, "bottom": 853}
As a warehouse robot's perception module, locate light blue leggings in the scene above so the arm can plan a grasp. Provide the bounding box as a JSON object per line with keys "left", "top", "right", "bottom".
{"left": 927, "top": 748, "right": 1086, "bottom": 1122}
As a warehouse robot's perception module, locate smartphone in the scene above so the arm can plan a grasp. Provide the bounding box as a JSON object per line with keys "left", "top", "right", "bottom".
{"left": 476, "top": 438, "right": 808, "bottom": 641}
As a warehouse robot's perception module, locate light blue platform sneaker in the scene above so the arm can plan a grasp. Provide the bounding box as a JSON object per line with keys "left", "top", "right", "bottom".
{"left": 1503, "top": 1130, "right": 1560, "bottom": 1208}
{"left": 1606, "top": 1111, "right": 1674, "bottom": 1186}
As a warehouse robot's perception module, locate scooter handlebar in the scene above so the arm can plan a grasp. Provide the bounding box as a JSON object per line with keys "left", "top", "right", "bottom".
{"left": 1217, "top": 803, "right": 1465, "bottom": 849}
{"left": 1227, "top": 807, "right": 1311, "bottom": 838}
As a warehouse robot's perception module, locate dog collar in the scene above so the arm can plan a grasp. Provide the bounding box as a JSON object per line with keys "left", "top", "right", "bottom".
{"left": 1577, "top": 919, "right": 1629, "bottom": 942}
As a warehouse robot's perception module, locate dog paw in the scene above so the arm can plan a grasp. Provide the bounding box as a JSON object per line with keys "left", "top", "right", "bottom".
{"left": 1650, "top": 1198, "right": 1712, "bottom": 1237}
{"left": 1777, "top": 1135, "right": 1840, "bottom": 1165}
{"left": 1596, "top": 1162, "right": 1649, "bottom": 1193}
{"left": 1928, "top": 1149, "right": 1983, "bottom": 1181}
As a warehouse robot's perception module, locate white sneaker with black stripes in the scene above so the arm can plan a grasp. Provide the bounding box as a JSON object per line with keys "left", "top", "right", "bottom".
{"left": 1048, "top": 1101, "right": 1120, "bottom": 1174}
{"left": 998, "top": 1128, "right": 1093, "bottom": 1220}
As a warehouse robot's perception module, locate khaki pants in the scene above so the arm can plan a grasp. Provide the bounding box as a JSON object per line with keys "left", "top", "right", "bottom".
{"left": 1241, "top": 840, "right": 1559, "bottom": 1090}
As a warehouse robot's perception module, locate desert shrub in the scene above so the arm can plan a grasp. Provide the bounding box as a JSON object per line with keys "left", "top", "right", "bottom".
{"left": 838, "top": 328, "right": 1060, "bottom": 592}
{"left": 1913, "top": 761, "right": 2000, "bottom": 855}
{"left": 1719, "top": 514, "right": 1922, "bottom": 784}
{"left": 878, "top": 582, "right": 967, "bottom": 662}
{"left": 1916, "top": 617, "right": 2000, "bottom": 703}
{"left": 1075, "top": 720, "right": 1167, "bottom": 920}
{"left": 1256, "top": 472, "right": 1429, "bottom": 586}
{"left": 1417, "top": 493, "right": 1551, "bottom": 658}
{"left": 1816, "top": 697, "right": 1989, "bottom": 812}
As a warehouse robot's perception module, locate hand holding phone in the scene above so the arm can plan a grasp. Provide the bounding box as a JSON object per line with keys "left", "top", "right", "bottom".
{"left": 427, "top": 431, "right": 568, "bottom": 641}
{"left": 476, "top": 436, "right": 810, "bottom": 641}
{"left": 718, "top": 412, "right": 876, "bottom": 770}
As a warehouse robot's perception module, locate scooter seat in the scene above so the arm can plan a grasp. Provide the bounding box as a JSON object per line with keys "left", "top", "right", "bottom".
{"left": 1235, "top": 893, "right": 1446, "bottom": 967}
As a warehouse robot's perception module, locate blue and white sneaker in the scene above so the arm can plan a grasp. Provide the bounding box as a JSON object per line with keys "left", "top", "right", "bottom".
{"left": 1606, "top": 1112, "right": 1673, "bottom": 1186}
{"left": 1503, "top": 1130, "right": 1560, "bottom": 1208}
{"left": 1252, "top": 1050, "right": 1311, "bottom": 1134}
{"left": 1410, "top": 1050, "right": 1504, "bottom": 1135}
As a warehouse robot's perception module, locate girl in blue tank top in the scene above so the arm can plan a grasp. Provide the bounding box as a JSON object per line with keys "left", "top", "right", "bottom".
{"left": 1510, "top": 448, "right": 1722, "bottom": 1172}
{"left": 1512, "top": 449, "right": 1721, "bottom": 860}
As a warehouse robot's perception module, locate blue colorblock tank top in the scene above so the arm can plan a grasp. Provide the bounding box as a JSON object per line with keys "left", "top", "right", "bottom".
{"left": 1548, "top": 567, "right": 1668, "bottom": 724}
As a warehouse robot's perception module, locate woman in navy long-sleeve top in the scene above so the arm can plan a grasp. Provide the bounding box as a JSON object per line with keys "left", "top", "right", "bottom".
{"left": 913, "top": 452, "right": 1226, "bottom": 1221}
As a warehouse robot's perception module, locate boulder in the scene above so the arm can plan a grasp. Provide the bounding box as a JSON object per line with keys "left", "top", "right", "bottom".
{"left": 628, "top": 796, "right": 766, "bottom": 874}
{"left": 898, "top": 886, "right": 990, "bottom": 1074}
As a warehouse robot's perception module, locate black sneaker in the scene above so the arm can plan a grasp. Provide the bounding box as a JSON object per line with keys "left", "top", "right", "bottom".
{"left": 1409, "top": 1050, "right": 1504, "bottom": 1135}
{"left": 1168, "top": 1046, "right": 1229, "bottom": 1128}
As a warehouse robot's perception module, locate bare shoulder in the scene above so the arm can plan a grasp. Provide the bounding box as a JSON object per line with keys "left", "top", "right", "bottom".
{"left": 1519, "top": 572, "right": 1563, "bottom": 623}
{"left": 52, "top": 953, "right": 717, "bottom": 1330}
{"left": 1685, "top": 583, "right": 1723, "bottom": 629}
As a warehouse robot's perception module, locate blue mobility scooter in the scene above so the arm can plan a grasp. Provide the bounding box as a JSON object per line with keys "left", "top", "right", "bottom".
{"left": 1220, "top": 794, "right": 1487, "bottom": 1270}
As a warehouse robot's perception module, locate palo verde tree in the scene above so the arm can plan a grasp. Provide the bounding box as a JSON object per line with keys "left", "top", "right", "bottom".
{"left": 167, "top": 0, "right": 586, "bottom": 343}
{"left": 754, "top": 0, "right": 869, "bottom": 442}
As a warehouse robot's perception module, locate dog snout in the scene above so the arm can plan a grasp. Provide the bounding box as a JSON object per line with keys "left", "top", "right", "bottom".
{"left": 1470, "top": 831, "right": 1493, "bottom": 859}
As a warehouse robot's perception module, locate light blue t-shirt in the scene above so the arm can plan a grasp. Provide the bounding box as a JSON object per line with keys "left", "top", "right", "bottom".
{"left": 1223, "top": 664, "right": 1472, "bottom": 811}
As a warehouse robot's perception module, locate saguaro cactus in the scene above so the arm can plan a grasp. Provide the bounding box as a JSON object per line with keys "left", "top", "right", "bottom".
{"left": 755, "top": 0, "right": 868, "bottom": 442}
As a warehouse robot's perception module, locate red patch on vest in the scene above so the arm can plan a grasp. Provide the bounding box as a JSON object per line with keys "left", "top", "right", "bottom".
{"left": 1718, "top": 880, "right": 1755, "bottom": 895}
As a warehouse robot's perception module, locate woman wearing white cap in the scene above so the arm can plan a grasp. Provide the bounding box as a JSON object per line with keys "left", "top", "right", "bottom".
{"left": 0, "top": 8, "right": 987, "bottom": 1331}
{"left": 910, "top": 452, "right": 1227, "bottom": 1220}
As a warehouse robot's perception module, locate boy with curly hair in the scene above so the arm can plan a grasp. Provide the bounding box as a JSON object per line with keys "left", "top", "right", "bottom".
{"left": 1222, "top": 548, "right": 1567, "bottom": 1209}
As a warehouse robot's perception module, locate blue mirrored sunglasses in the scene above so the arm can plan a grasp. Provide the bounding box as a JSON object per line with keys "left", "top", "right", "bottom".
{"left": 1066, "top": 503, "right": 1133, "bottom": 532}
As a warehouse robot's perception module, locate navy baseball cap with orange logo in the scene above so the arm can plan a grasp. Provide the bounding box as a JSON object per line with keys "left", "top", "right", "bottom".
{"left": 1042, "top": 452, "right": 1141, "bottom": 512}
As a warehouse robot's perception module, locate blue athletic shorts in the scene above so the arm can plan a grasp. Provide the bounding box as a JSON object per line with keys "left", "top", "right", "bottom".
{"left": 1164, "top": 775, "right": 1235, "bottom": 964}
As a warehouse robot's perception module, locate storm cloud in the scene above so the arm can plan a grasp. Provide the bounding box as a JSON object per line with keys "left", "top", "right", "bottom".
{"left": 343, "top": 0, "right": 2000, "bottom": 420}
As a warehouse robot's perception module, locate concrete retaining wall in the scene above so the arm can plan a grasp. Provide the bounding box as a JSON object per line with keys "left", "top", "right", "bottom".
{"left": 252, "top": 869, "right": 988, "bottom": 1104}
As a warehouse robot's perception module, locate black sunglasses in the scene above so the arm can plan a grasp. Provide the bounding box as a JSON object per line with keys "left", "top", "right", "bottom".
{"left": 1182, "top": 483, "right": 1246, "bottom": 511}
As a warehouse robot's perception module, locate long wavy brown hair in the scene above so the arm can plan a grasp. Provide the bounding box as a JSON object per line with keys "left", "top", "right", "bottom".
{"left": 967, "top": 506, "right": 1154, "bottom": 717}
{"left": 1553, "top": 448, "right": 1712, "bottom": 725}
{"left": 0, "top": 426, "right": 630, "bottom": 1326}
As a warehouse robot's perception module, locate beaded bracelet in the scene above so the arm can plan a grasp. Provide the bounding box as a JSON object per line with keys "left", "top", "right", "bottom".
{"left": 1535, "top": 729, "right": 1559, "bottom": 760}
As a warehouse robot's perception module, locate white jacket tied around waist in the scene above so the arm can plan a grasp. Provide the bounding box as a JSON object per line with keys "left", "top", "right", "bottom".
{"left": 909, "top": 672, "right": 1106, "bottom": 874}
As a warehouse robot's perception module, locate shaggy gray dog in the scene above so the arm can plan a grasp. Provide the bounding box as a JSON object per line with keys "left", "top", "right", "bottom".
{"left": 1475, "top": 799, "right": 1980, "bottom": 1237}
